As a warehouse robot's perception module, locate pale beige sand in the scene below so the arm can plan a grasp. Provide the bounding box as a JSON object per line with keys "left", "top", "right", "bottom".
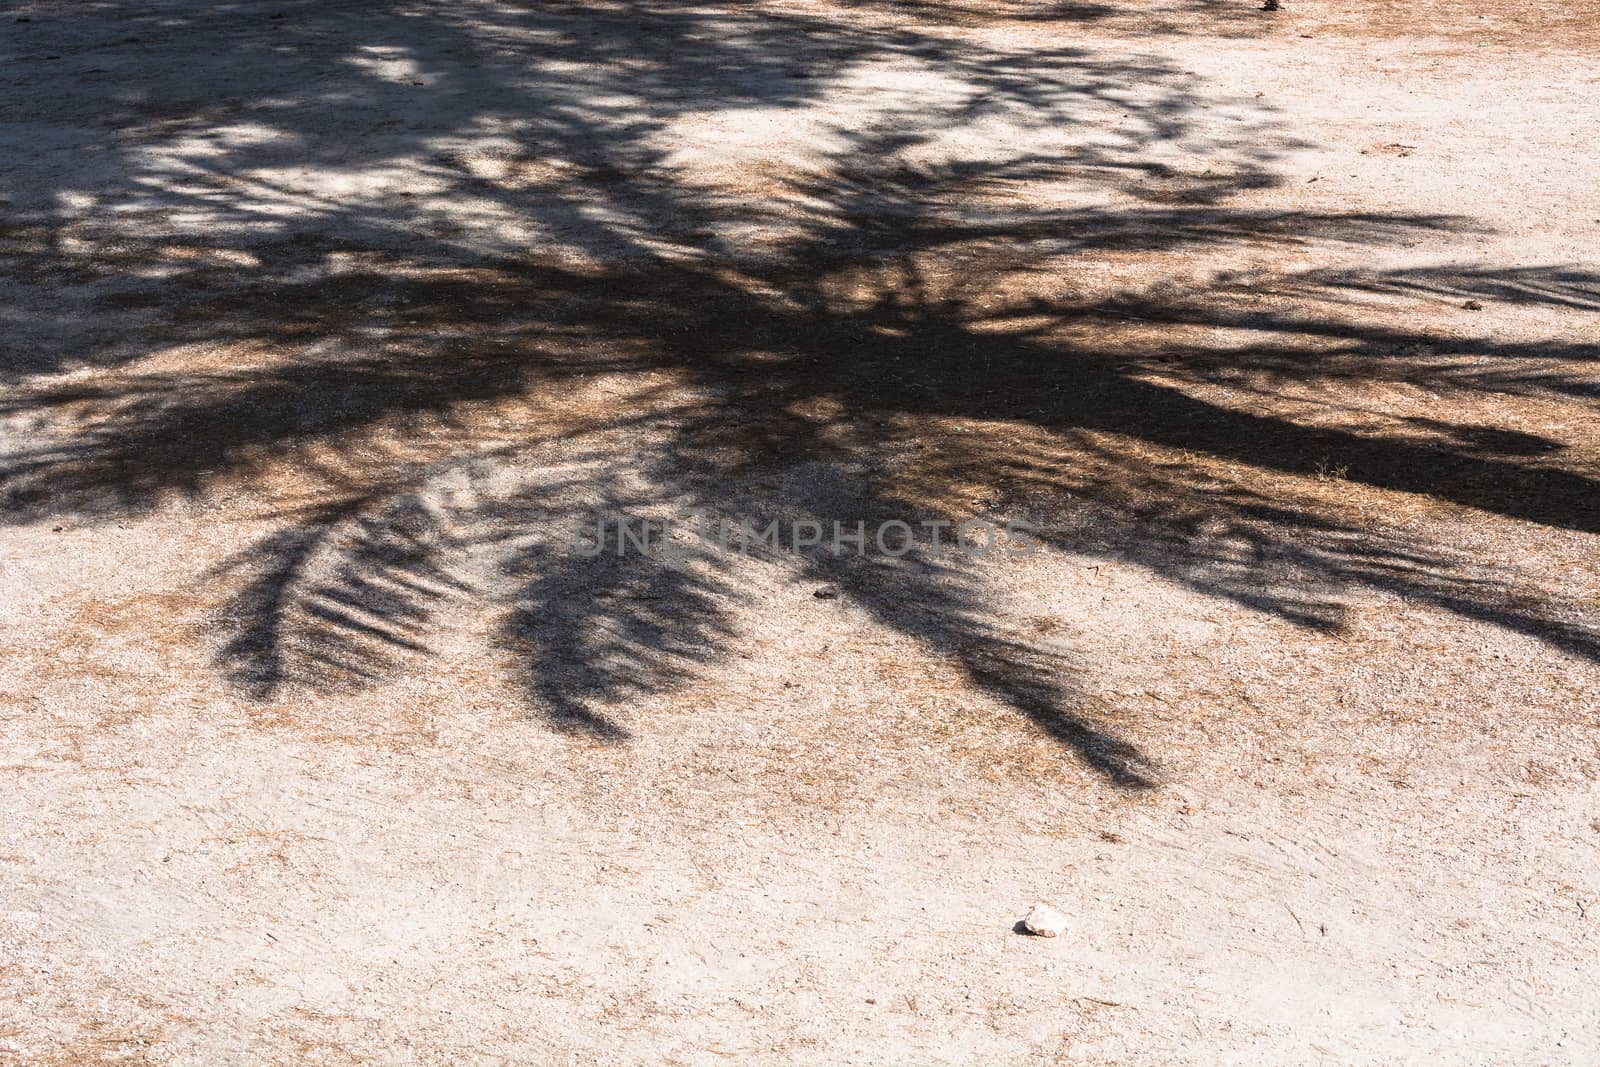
{"left": 2, "top": 2, "right": 1598, "bottom": 1063}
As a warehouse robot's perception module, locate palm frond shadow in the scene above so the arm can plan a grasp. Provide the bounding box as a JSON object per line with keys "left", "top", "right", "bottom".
{"left": 3, "top": 0, "right": 1598, "bottom": 785}
{"left": 215, "top": 495, "right": 472, "bottom": 697}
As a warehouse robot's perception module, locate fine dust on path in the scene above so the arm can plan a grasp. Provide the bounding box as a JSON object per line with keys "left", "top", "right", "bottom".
{"left": 2, "top": 1, "right": 1598, "bottom": 1063}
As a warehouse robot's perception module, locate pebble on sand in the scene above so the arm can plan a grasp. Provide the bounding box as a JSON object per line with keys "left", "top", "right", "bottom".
{"left": 1020, "top": 902, "right": 1068, "bottom": 938}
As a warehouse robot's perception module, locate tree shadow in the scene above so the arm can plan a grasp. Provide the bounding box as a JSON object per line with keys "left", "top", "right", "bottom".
{"left": 3, "top": 0, "right": 1597, "bottom": 785}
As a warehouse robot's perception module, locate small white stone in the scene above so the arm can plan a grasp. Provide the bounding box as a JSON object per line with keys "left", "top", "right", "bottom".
{"left": 1021, "top": 902, "right": 1068, "bottom": 938}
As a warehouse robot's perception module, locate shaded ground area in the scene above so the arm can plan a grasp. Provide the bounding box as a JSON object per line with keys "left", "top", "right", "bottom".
{"left": 2, "top": 1, "right": 1598, "bottom": 1063}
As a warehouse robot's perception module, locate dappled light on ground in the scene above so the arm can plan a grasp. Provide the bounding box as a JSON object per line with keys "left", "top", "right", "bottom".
{"left": 2, "top": 0, "right": 1596, "bottom": 785}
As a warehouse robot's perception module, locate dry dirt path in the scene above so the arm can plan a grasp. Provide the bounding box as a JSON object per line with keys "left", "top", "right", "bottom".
{"left": 2, "top": 2, "right": 1598, "bottom": 1063}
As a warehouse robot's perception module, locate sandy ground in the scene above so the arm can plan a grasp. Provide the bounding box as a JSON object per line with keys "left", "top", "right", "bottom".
{"left": 2, "top": 1, "right": 1599, "bottom": 1063}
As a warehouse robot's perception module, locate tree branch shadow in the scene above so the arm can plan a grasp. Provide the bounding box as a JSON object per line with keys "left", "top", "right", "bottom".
{"left": 3, "top": 0, "right": 1596, "bottom": 786}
